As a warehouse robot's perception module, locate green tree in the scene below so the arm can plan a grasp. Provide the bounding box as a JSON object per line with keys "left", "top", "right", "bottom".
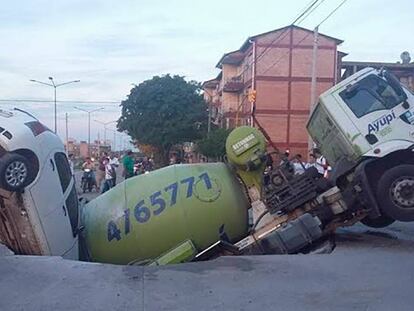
{"left": 197, "top": 128, "right": 232, "bottom": 160}
{"left": 117, "top": 75, "right": 207, "bottom": 166}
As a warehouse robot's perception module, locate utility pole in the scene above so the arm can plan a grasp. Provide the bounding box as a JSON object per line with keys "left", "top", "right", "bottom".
{"left": 249, "top": 39, "right": 256, "bottom": 127}
{"left": 309, "top": 26, "right": 319, "bottom": 152}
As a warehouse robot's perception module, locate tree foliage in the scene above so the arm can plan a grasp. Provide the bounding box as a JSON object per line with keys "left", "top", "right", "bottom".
{"left": 137, "top": 144, "right": 158, "bottom": 158}
{"left": 117, "top": 75, "right": 208, "bottom": 165}
{"left": 197, "top": 128, "right": 232, "bottom": 159}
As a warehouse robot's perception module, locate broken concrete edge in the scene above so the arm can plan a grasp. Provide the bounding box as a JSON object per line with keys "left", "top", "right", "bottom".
{"left": 0, "top": 243, "right": 14, "bottom": 256}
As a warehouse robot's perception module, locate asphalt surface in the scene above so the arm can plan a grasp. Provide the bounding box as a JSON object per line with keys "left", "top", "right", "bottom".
{"left": 1, "top": 222, "right": 413, "bottom": 311}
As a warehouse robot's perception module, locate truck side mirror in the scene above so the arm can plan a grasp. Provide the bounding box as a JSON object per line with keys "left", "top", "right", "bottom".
{"left": 384, "top": 71, "right": 408, "bottom": 102}
{"left": 365, "top": 134, "right": 378, "bottom": 145}
{"left": 402, "top": 101, "right": 410, "bottom": 109}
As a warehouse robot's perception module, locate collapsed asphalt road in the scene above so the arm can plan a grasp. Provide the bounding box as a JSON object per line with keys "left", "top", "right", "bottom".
{"left": 0, "top": 222, "right": 413, "bottom": 311}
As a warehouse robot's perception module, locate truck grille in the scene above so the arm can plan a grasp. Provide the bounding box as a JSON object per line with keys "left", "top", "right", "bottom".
{"left": 264, "top": 167, "right": 317, "bottom": 214}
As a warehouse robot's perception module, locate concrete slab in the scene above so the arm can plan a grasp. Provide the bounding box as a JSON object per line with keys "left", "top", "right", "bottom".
{"left": 0, "top": 223, "right": 413, "bottom": 311}
{"left": 0, "top": 243, "right": 13, "bottom": 256}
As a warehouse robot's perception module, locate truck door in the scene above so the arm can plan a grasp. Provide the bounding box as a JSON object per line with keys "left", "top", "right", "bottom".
{"left": 335, "top": 72, "right": 412, "bottom": 149}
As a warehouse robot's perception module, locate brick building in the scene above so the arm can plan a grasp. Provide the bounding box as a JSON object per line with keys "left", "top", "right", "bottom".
{"left": 203, "top": 25, "right": 344, "bottom": 157}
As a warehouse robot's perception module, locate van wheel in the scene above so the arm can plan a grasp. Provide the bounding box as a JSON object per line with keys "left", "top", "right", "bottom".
{"left": 376, "top": 164, "right": 414, "bottom": 222}
{"left": 361, "top": 214, "right": 395, "bottom": 228}
{"left": 0, "top": 153, "right": 31, "bottom": 191}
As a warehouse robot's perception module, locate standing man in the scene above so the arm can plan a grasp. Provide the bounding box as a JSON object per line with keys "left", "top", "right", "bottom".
{"left": 96, "top": 152, "right": 108, "bottom": 191}
{"left": 122, "top": 150, "right": 134, "bottom": 179}
{"left": 292, "top": 154, "right": 306, "bottom": 175}
{"left": 102, "top": 157, "right": 115, "bottom": 193}
{"left": 312, "top": 148, "right": 327, "bottom": 178}
{"left": 109, "top": 154, "right": 120, "bottom": 187}
{"left": 68, "top": 154, "right": 75, "bottom": 176}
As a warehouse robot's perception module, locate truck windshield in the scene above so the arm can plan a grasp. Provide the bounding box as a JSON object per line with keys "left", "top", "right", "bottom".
{"left": 340, "top": 74, "right": 402, "bottom": 118}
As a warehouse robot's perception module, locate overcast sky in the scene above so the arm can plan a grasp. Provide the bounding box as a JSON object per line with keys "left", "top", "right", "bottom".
{"left": 1, "top": 0, "right": 413, "bottom": 145}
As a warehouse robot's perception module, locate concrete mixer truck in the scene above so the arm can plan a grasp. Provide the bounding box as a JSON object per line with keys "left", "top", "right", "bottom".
{"left": 1, "top": 67, "right": 414, "bottom": 265}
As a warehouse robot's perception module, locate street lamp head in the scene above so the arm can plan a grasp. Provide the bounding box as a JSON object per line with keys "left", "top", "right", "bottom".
{"left": 48, "top": 77, "right": 53, "bottom": 81}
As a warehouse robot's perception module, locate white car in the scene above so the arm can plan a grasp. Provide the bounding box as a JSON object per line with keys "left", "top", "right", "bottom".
{"left": 0, "top": 107, "right": 79, "bottom": 259}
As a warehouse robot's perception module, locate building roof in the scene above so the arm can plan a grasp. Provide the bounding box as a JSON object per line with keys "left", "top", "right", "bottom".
{"left": 216, "top": 24, "right": 343, "bottom": 68}
{"left": 201, "top": 71, "right": 222, "bottom": 89}
{"left": 215, "top": 50, "right": 245, "bottom": 69}
{"left": 342, "top": 60, "right": 414, "bottom": 70}
{"left": 338, "top": 51, "right": 348, "bottom": 58}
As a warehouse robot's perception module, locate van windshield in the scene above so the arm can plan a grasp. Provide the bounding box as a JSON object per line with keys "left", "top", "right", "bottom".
{"left": 340, "top": 74, "right": 402, "bottom": 118}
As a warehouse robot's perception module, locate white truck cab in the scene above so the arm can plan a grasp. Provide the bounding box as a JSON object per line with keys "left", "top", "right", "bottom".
{"left": 308, "top": 68, "right": 414, "bottom": 225}
{"left": 0, "top": 107, "right": 79, "bottom": 259}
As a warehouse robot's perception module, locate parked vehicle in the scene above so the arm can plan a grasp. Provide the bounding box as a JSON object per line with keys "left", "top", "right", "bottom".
{"left": 0, "top": 107, "right": 79, "bottom": 260}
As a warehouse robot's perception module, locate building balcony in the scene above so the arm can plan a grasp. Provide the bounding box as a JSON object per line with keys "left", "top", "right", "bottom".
{"left": 223, "top": 76, "right": 244, "bottom": 93}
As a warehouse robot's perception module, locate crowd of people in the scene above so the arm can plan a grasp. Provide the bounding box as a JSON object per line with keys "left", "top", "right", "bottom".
{"left": 68, "top": 151, "right": 155, "bottom": 195}
{"left": 69, "top": 146, "right": 329, "bottom": 196}
{"left": 268, "top": 148, "right": 330, "bottom": 179}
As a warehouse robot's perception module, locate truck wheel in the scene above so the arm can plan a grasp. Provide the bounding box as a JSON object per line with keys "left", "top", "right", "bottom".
{"left": 361, "top": 215, "right": 395, "bottom": 228}
{"left": 0, "top": 153, "right": 31, "bottom": 192}
{"left": 376, "top": 164, "right": 414, "bottom": 221}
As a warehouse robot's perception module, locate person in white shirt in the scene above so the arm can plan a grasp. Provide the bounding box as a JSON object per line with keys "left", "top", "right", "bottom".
{"left": 292, "top": 154, "right": 306, "bottom": 175}
{"left": 102, "top": 158, "right": 115, "bottom": 193}
{"left": 68, "top": 154, "right": 74, "bottom": 176}
{"left": 313, "top": 148, "right": 327, "bottom": 177}
{"left": 109, "top": 154, "right": 120, "bottom": 185}
{"left": 305, "top": 154, "right": 317, "bottom": 170}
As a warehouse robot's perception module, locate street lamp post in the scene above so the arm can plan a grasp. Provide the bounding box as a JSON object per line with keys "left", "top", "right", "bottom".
{"left": 74, "top": 107, "right": 104, "bottom": 156}
{"left": 104, "top": 127, "right": 120, "bottom": 151}
{"left": 30, "top": 77, "right": 80, "bottom": 133}
{"left": 94, "top": 119, "right": 117, "bottom": 146}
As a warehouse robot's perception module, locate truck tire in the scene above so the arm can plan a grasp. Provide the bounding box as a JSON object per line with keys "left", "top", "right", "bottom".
{"left": 376, "top": 164, "right": 414, "bottom": 222}
{"left": 0, "top": 153, "right": 31, "bottom": 192}
{"left": 361, "top": 215, "right": 395, "bottom": 228}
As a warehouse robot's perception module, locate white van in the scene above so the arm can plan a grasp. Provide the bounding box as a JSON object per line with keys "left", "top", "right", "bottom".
{"left": 0, "top": 107, "right": 79, "bottom": 259}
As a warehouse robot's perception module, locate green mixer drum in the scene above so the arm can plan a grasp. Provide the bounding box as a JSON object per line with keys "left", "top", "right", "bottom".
{"left": 81, "top": 162, "right": 249, "bottom": 264}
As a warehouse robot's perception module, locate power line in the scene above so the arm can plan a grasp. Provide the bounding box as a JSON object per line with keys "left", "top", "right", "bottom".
{"left": 262, "top": 31, "right": 313, "bottom": 75}
{"left": 236, "top": 0, "right": 324, "bottom": 80}
{"left": 0, "top": 99, "right": 120, "bottom": 104}
{"left": 292, "top": 0, "right": 321, "bottom": 25}
{"left": 296, "top": 0, "right": 327, "bottom": 24}
{"left": 291, "top": 0, "right": 319, "bottom": 21}
{"left": 316, "top": 0, "right": 348, "bottom": 27}
{"left": 262, "top": 0, "right": 349, "bottom": 75}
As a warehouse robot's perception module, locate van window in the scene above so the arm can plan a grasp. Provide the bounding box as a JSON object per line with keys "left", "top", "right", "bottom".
{"left": 340, "top": 74, "right": 401, "bottom": 118}
{"left": 65, "top": 185, "right": 79, "bottom": 237}
{"left": 54, "top": 152, "right": 72, "bottom": 193}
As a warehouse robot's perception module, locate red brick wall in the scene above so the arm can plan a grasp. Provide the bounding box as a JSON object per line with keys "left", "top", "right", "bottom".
{"left": 252, "top": 27, "right": 338, "bottom": 159}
